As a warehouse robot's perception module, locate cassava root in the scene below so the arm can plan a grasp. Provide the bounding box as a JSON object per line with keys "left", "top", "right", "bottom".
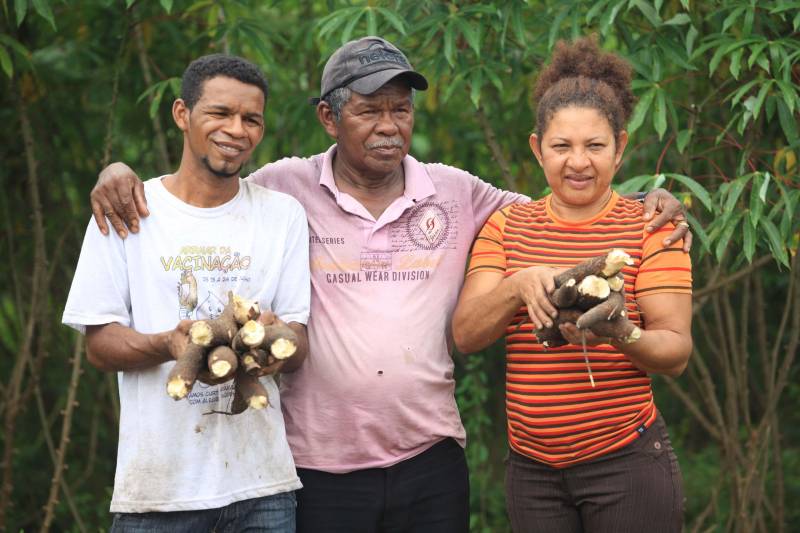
{"left": 165, "top": 291, "right": 296, "bottom": 413}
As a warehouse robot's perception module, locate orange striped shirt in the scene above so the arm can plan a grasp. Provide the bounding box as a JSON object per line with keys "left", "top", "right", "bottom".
{"left": 467, "top": 192, "right": 692, "bottom": 467}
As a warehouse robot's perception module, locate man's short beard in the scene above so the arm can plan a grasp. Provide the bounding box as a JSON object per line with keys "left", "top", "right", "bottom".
{"left": 202, "top": 156, "right": 242, "bottom": 178}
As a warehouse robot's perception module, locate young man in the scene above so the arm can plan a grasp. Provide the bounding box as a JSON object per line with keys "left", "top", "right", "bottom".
{"left": 63, "top": 55, "right": 309, "bottom": 532}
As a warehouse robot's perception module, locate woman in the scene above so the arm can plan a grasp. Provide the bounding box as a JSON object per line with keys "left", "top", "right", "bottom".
{"left": 452, "top": 37, "right": 691, "bottom": 533}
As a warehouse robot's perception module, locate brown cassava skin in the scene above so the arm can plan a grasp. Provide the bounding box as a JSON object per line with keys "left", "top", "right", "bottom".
{"left": 576, "top": 290, "right": 626, "bottom": 329}
{"left": 189, "top": 303, "right": 238, "bottom": 347}
{"left": 551, "top": 282, "right": 578, "bottom": 308}
{"left": 263, "top": 323, "right": 298, "bottom": 359}
{"left": 207, "top": 345, "right": 238, "bottom": 379}
{"left": 166, "top": 342, "right": 206, "bottom": 399}
{"left": 553, "top": 249, "right": 631, "bottom": 287}
{"left": 232, "top": 367, "right": 269, "bottom": 413}
{"left": 535, "top": 308, "right": 583, "bottom": 348}
{"left": 240, "top": 348, "right": 269, "bottom": 376}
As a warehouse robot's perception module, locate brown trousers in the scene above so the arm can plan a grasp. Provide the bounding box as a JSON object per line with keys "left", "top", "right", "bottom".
{"left": 505, "top": 414, "right": 684, "bottom": 533}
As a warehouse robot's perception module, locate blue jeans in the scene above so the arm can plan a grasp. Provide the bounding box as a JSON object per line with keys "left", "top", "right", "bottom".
{"left": 110, "top": 492, "right": 296, "bottom": 533}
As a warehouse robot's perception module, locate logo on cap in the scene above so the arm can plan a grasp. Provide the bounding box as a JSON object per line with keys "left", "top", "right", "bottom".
{"left": 355, "top": 42, "right": 409, "bottom": 67}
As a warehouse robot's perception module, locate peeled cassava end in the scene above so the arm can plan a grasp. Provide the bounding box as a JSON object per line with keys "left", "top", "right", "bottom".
{"left": 237, "top": 320, "right": 266, "bottom": 348}
{"left": 270, "top": 338, "right": 297, "bottom": 360}
{"left": 166, "top": 343, "right": 206, "bottom": 400}
{"left": 600, "top": 249, "right": 633, "bottom": 277}
{"left": 208, "top": 345, "right": 238, "bottom": 379}
{"left": 232, "top": 295, "right": 261, "bottom": 325}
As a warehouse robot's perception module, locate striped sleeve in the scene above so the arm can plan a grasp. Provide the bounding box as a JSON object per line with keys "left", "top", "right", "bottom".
{"left": 634, "top": 223, "right": 692, "bottom": 297}
{"left": 466, "top": 208, "right": 509, "bottom": 276}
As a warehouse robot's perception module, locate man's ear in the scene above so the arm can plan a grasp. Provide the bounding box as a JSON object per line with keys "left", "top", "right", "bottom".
{"left": 615, "top": 130, "right": 629, "bottom": 170}
{"left": 529, "top": 133, "right": 544, "bottom": 167}
{"left": 316, "top": 102, "right": 338, "bottom": 139}
{"left": 173, "top": 99, "right": 190, "bottom": 131}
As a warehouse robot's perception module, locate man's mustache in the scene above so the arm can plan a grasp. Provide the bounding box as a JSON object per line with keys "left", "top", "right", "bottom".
{"left": 366, "top": 138, "right": 404, "bottom": 149}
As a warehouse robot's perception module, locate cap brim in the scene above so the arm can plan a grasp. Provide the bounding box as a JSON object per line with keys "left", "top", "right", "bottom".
{"left": 348, "top": 69, "right": 428, "bottom": 95}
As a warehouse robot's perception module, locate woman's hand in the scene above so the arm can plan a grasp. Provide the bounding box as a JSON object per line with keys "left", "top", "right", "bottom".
{"left": 510, "top": 266, "right": 559, "bottom": 330}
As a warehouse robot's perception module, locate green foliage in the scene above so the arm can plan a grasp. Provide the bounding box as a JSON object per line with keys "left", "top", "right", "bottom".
{"left": 0, "top": 0, "right": 797, "bottom": 531}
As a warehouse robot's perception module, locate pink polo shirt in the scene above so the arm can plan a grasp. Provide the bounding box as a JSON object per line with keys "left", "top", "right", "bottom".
{"left": 248, "top": 145, "right": 526, "bottom": 472}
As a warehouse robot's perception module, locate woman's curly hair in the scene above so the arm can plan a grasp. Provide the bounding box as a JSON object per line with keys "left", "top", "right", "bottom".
{"left": 533, "top": 36, "right": 634, "bottom": 139}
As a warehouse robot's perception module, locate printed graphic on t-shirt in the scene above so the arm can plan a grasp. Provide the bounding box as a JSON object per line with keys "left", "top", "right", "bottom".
{"left": 160, "top": 244, "right": 255, "bottom": 406}
{"left": 391, "top": 200, "right": 459, "bottom": 251}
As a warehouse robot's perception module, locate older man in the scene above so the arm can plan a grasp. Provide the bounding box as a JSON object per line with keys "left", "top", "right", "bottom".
{"left": 91, "top": 37, "right": 688, "bottom": 532}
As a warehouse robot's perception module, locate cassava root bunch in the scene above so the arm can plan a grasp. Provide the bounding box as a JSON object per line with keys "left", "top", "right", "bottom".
{"left": 535, "top": 249, "right": 641, "bottom": 348}
{"left": 166, "top": 292, "right": 297, "bottom": 413}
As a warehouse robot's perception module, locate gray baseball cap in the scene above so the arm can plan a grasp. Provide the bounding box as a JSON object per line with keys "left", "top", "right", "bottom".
{"left": 310, "top": 36, "right": 428, "bottom": 104}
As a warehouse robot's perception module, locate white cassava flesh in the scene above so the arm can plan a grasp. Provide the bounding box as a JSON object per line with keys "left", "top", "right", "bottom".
{"left": 189, "top": 321, "right": 215, "bottom": 347}
{"left": 601, "top": 249, "right": 633, "bottom": 277}
{"left": 577, "top": 275, "right": 610, "bottom": 299}
{"left": 232, "top": 295, "right": 261, "bottom": 325}
{"left": 270, "top": 338, "right": 297, "bottom": 360}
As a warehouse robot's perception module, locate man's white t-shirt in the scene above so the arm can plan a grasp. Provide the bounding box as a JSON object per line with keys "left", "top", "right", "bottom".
{"left": 63, "top": 178, "right": 309, "bottom": 513}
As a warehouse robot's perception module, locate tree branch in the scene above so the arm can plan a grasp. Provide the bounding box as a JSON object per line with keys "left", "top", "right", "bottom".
{"left": 476, "top": 105, "right": 518, "bottom": 192}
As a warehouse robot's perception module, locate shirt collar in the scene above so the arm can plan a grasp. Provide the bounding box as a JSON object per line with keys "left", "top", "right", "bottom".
{"left": 319, "top": 144, "right": 436, "bottom": 203}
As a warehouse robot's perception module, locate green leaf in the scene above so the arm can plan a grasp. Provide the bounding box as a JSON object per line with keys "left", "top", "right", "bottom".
{"left": 729, "top": 79, "right": 759, "bottom": 108}
{"left": 724, "top": 174, "right": 752, "bottom": 213}
{"left": 340, "top": 10, "right": 365, "bottom": 43}
{"left": 586, "top": 0, "right": 610, "bottom": 23}
{"left": 375, "top": 7, "right": 407, "bottom": 36}
{"left": 659, "top": 40, "right": 696, "bottom": 71}
{"left": 777, "top": 99, "right": 799, "bottom": 143}
{"left": 676, "top": 129, "right": 692, "bottom": 154}
{"left": 743, "top": 5, "right": 755, "bottom": 35}
{"left": 484, "top": 64, "right": 503, "bottom": 92}
{"left": 729, "top": 48, "right": 743, "bottom": 79}
{"left": 31, "top": 0, "right": 55, "bottom": 29}
{"left": 628, "top": 88, "right": 655, "bottom": 134}
{"left": 776, "top": 80, "right": 797, "bottom": 114}
{"left": 680, "top": 0, "right": 690, "bottom": 8}
{"left": 159, "top": 0, "right": 173, "bottom": 13}
{"left": 469, "top": 68, "right": 483, "bottom": 108}
{"left": 715, "top": 210, "right": 744, "bottom": 262}
{"left": 664, "top": 13, "right": 691, "bottom": 25}
{"left": 0, "top": 47, "right": 11, "bottom": 78}
{"left": 455, "top": 17, "right": 480, "bottom": 56}
{"left": 633, "top": 0, "right": 662, "bottom": 27}
{"left": 686, "top": 212, "right": 711, "bottom": 254}
{"left": 600, "top": 0, "right": 626, "bottom": 36}
{"left": 665, "top": 173, "right": 713, "bottom": 211}
{"left": 686, "top": 25, "right": 698, "bottom": 56}
{"left": 752, "top": 81, "right": 772, "bottom": 119}
{"left": 762, "top": 218, "right": 790, "bottom": 267}
{"left": 15, "top": 0, "right": 27, "bottom": 26}
{"left": 443, "top": 22, "right": 456, "bottom": 67}
{"left": 748, "top": 42, "right": 769, "bottom": 69}
{"left": 722, "top": 6, "right": 745, "bottom": 32}
{"left": 512, "top": 6, "right": 526, "bottom": 44}
{"left": 743, "top": 213, "right": 756, "bottom": 261}
{"left": 615, "top": 174, "right": 659, "bottom": 195}
{"left": 653, "top": 89, "right": 667, "bottom": 140}
{"left": 366, "top": 7, "right": 377, "bottom": 36}
{"left": 755, "top": 53, "right": 770, "bottom": 74}
{"left": 749, "top": 172, "right": 766, "bottom": 227}
{"left": 548, "top": 6, "right": 569, "bottom": 49}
